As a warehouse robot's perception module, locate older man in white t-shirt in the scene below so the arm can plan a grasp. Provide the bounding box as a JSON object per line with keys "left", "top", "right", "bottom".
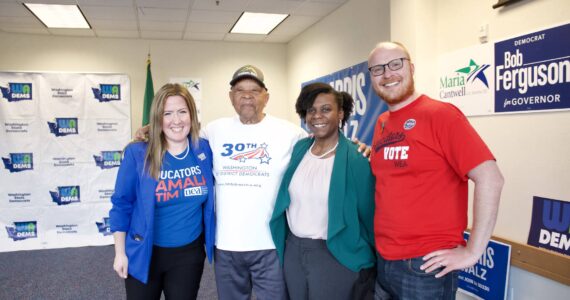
{"left": 203, "top": 65, "right": 307, "bottom": 300}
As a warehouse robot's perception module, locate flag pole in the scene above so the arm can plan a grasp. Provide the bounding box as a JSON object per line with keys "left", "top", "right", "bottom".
{"left": 142, "top": 50, "right": 154, "bottom": 126}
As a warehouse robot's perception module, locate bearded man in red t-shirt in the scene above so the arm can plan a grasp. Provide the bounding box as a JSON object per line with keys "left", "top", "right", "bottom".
{"left": 368, "top": 42, "right": 504, "bottom": 300}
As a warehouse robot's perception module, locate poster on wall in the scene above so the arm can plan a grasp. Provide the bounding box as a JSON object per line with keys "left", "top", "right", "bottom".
{"left": 458, "top": 232, "right": 511, "bottom": 300}
{"left": 438, "top": 22, "right": 569, "bottom": 116}
{"left": 527, "top": 196, "right": 569, "bottom": 256}
{"left": 170, "top": 77, "right": 202, "bottom": 123}
{"left": 302, "top": 61, "right": 387, "bottom": 145}
{"left": 0, "top": 72, "right": 130, "bottom": 252}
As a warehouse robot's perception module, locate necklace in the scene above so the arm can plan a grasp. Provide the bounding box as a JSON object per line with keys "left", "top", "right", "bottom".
{"left": 309, "top": 141, "right": 338, "bottom": 159}
{"left": 170, "top": 142, "right": 190, "bottom": 160}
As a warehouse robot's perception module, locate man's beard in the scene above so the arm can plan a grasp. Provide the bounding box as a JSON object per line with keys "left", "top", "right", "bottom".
{"left": 377, "top": 76, "right": 415, "bottom": 105}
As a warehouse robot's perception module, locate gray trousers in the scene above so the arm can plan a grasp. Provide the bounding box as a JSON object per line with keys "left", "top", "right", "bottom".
{"left": 214, "top": 248, "right": 287, "bottom": 300}
{"left": 283, "top": 234, "right": 360, "bottom": 300}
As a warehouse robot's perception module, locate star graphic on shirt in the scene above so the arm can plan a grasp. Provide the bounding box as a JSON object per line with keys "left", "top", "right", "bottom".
{"left": 260, "top": 143, "right": 268, "bottom": 149}
{"left": 259, "top": 155, "right": 271, "bottom": 164}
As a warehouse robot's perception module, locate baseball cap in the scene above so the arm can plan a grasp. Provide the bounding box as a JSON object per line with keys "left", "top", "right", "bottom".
{"left": 229, "top": 65, "right": 266, "bottom": 89}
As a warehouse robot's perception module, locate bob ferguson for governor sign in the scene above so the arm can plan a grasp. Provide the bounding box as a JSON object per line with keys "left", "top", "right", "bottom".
{"left": 438, "top": 22, "right": 570, "bottom": 116}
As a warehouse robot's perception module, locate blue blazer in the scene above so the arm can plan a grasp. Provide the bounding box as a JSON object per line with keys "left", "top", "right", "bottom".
{"left": 109, "top": 138, "right": 215, "bottom": 284}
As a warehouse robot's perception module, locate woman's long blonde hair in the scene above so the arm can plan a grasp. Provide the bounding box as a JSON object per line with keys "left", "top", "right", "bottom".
{"left": 145, "top": 83, "right": 200, "bottom": 179}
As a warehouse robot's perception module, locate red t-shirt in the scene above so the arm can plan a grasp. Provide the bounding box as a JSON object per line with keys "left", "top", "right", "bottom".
{"left": 370, "top": 95, "right": 495, "bottom": 260}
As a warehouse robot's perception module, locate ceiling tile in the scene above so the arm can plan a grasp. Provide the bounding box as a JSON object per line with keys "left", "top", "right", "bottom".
{"left": 136, "top": 0, "right": 193, "bottom": 9}
{"left": 187, "top": 22, "right": 231, "bottom": 33}
{"left": 89, "top": 19, "right": 138, "bottom": 30}
{"left": 191, "top": 0, "right": 248, "bottom": 11}
{"left": 81, "top": 6, "right": 137, "bottom": 20}
{"left": 293, "top": 1, "right": 340, "bottom": 17}
{"left": 224, "top": 33, "right": 266, "bottom": 42}
{"left": 188, "top": 10, "right": 240, "bottom": 23}
{"left": 138, "top": 7, "right": 188, "bottom": 22}
{"left": 0, "top": 3, "right": 30, "bottom": 17}
{"left": 77, "top": 0, "right": 134, "bottom": 6}
{"left": 0, "top": 0, "right": 350, "bottom": 43}
{"left": 139, "top": 20, "right": 186, "bottom": 31}
{"left": 95, "top": 30, "right": 140, "bottom": 38}
{"left": 141, "top": 30, "right": 183, "bottom": 39}
{"left": 47, "top": 28, "right": 96, "bottom": 37}
{"left": 307, "top": 0, "right": 346, "bottom": 3}
{"left": 183, "top": 31, "right": 225, "bottom": 41}
{"left": 0, "top": 16, "right": 44, "bottom": 27}
{"left": 0, "top": 27, "right": 50, "bottom": 35}
{"left": 246, "top": 0, "right": 303, "bottom": 14}
{"left": 23, "top": 0, "right": 78, "bottom": 4}
{"left": 270, "top": 15, "right": 319, "bottom": 36}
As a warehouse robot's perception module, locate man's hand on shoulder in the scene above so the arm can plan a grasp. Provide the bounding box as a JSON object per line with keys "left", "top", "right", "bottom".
{"left": 351, "top": 137, "right": 371, "bottom": 158}
{"left": 134, "top": 125, "right": 150, "bottom": 142}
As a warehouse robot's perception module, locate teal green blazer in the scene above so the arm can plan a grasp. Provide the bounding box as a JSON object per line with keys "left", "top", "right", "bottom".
{"left": 269, "top": 134, "right": 376, "bottom": 272}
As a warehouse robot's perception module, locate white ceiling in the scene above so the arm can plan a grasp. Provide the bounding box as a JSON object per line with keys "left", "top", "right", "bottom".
{"left": 0, "top": 0, "right": 349, "bottom": 43}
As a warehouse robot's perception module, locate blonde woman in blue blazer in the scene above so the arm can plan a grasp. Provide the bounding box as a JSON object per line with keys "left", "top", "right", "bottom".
{"left": 110, "top": 84, "right": 215, "bottom": 300}
{"left": 270, "top": 82, "right": 376, "bottom": 300}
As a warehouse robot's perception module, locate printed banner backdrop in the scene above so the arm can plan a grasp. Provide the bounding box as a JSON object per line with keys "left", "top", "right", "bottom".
{"left": 302, "top": 61, "right": 387, "bottom": 145}
{"left": 438, "top": 22, "right": 570, "bottom": 115}
{"left": 458, "top": 232, "right": 511, "bottom": 300}
{"left": 527, "top": 196, "right": 570, "bottom": 256}
{"left": 169, "top": 78, "right": 202, "bottom": 123}
{"left": 0, "top": 72, "right": 130, "bottom": 252}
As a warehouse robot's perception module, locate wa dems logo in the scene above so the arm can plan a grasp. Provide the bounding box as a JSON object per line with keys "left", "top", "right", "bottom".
{"left": 528, "top": 196, "right": 570, "bottom": 256}
{"left": 50, "top": 186, "right": 80, "bottom": 205}
{"left": 92, "top": 84, "right": 121, "bottom": 102}
{"left": 2, "top": 153, "right": 33, "bottom": 173}
{"left": 48, "top": 118, "right": 79, "bottom": 137}
{"left": 439, "top": 59, "right": 490, "bottom": 99}
{"left": 96, "top": 217, "right": 112, "bottom": 236}
{"left": 5, "top": 221, "right": 37, "bottom": 241}
{"left": 93, "top": 150, "right": 122, "bottom": 169}
{"left": 0, "top": 83, "right": 32, "bottom": 102}
{"left": 221, "top": 142, "right": 271, "bottom": 164}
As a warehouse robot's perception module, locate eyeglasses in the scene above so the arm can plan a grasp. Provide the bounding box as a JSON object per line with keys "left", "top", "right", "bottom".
{"left": 368, "top": 58, "right": 409, "bottom": 76}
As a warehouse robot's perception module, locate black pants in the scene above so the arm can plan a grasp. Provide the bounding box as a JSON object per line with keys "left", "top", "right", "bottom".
{"left": 125, "top": 236, "right": 205, "bottom": 300}
{"left": 284, "top": 233, "right": 375, "bottom": 300}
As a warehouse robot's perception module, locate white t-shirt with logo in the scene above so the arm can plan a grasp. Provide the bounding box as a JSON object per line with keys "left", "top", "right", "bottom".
{"left": 203, "top": 114, "right": 307, "bottom": 251}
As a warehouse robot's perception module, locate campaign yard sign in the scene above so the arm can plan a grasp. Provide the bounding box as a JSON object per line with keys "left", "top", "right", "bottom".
{"left": 459, "top": 232, "right": 511, "bottom": 300}
{"left": 527, "top": 196, "right": 570, "bottom": 256}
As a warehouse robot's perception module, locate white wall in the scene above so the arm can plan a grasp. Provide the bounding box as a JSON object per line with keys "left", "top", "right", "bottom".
{"left": 0, "top": 33, "right": 289, "bottom": 133}
{"left": 286, "top": 0, "right": 391, "bottom": 122}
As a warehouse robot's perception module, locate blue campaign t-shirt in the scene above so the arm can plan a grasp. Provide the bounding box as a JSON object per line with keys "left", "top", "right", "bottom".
{"left": 153, "top": 146, "right": 208, "bottom": 247}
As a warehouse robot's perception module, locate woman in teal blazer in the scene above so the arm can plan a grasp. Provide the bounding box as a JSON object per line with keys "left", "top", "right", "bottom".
{"left": 269, "top": 82, "right": 376, "bottom": 300}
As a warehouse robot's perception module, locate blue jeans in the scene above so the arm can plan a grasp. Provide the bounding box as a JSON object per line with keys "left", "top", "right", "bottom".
{"left": 374, "top": 254, "right": 458, "bottom": 300}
